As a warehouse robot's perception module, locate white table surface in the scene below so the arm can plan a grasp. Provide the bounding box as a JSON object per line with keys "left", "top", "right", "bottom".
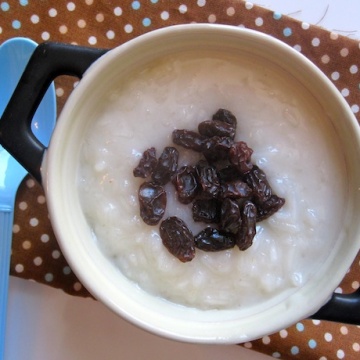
{"left": 5, "top": 1, "right": 360, "bottom": 359}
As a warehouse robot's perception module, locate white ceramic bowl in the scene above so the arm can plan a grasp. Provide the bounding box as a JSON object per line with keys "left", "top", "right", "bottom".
{"left": 40, "top": 24, "right": 360, "bottom": 343}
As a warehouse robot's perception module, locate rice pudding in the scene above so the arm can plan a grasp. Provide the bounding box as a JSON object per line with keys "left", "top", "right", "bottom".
{"left": 77, "top": 51, "right": 348, "bottom": 310}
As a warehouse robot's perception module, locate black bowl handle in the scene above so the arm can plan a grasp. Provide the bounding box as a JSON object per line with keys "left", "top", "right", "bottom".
{"left": 0, "top": 41, "right": 108, "bottom": 184}
{"left": 310, "top": 288, "right": 360, "bottom": 324}
{"left": 0, "top": 41, "right": 359, "bottom": 325}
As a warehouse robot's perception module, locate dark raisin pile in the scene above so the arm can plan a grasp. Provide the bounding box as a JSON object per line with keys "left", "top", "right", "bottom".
{"left": 133, "top": 109, "right": 285, "bottom": 262}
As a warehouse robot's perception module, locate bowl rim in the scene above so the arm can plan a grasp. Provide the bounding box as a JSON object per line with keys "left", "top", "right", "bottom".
{"left": 43, "top": 24, "right": 360, "bottom": 344}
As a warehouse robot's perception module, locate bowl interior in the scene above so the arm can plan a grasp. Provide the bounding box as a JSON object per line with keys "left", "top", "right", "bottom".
{"left": 44, "top": 24, "right": 360, "bottom": 343}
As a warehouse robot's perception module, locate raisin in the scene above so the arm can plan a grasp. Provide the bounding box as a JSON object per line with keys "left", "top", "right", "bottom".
{"left": 172, "top": 129, "right": 206, "bottom": 152}
{"left": 133, "top": 147, "right": 157, "bottom": 178}
{"left": 217, "top": 165, "right": 244, "bottom": 182}
{"left": 202, "top": 136, "right": 233, "bottom": 162}
{"left": 229, "top": 141, "right": 253, "bottom": 174}
{"left": 220, "top": 179, "right": 253, "bottom": 199}
{"left": 138, "top": 182, "right": 167, "bottom": 225}
{"left": 195, "top": 160, "right": 221, "bottom": 199}
{"left": 160, "top": 217, "right": 195, "bottom": 262}
{"left": 244, "top": 165, "right": 272, "bottom": 203}
{"left": 236, "top": 201, "right": 257, "bottom": 250}
{"left": 198, "top": 120, "right": 235, "bottom": 139}
{"left": 192, "top": 198, "right": 221, "bottom": 223}
{"left": 194, "top": 227, "right": 235, "bottom": 252}
{"left": 256, "top": 194, "right": 285, "bottom": 222}
{"left": 212, "top": 108, "right": 237, "bottom": 128}
{"left": 172, "top": 165, "right": 199, "bottom": 204}
{"left": 220, "top": 198, "right": 242, "bottom": 234}
{"left": 151, "top": 147, "right": 179, "bottom": 185}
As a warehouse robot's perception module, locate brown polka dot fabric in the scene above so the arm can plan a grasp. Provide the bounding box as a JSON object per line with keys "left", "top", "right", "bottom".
{"left": 11, "top": 176, "right": 91, "bottom": 298}
{"left": 1, "top": 1, "right": 360, "bottom": 359}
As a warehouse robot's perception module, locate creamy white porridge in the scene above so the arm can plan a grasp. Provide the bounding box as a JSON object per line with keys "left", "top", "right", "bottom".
{"left": 77, "top": 51, "right": 348, "bottom": 310}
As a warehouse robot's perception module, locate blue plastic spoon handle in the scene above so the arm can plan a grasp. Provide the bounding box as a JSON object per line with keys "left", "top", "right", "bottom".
{"left": 0, "top": 41, "right": 359, "bottom": 325}
{"left": 0, "top": 209, "right": 13, "bottom": 359}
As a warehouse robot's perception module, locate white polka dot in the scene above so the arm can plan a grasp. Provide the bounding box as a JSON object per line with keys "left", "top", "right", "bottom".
{"left": 179, "top": 4, "right": 187, "bottom": 14}
{"left": 106, "top": 30, "right": 115, "bottom": 40}
{"left": 324, "top": 332, "right": 333, "bottom": 342}
{"left": 262, "top": 335, "right": 271, "bottom": 344}
{"left": 197, "top": 0, "right": 206, "bottom": 7}
{"left": 59, "top": 25, "right": 68, "bottom": 34}
{"left": 56, "top": 87, "right": 64, "bottom": 97}
{"left": 26, "top": 178, "right": 35, "bottom": 188}
{"left": 255, "top": 17, "right": 263, "bottom": 26}
{"left": 245, "top": 2, "right": 254, "bottom": 10}
{"left": 19, "top": 201, "right": 28, "bottom": 210}
{"left": 124, "top": 24, "right": 133, "bottom": 33}
{"left": 208, "top": 14, "right": 216, "bottom": 23}
{"left": 41, "top": 31, "right": 50, "bottom": 41}
{"left": 352, "top": 280, "right": 360, "bottom": 289}
{"left": 350, "top": 65, "right": 358, "bottom": 74}
{"left": 161, "top": 11, "right": 169, "bottom": 20}
{"left": 321, "top": 54, "right": 330, "bottom": 64}
{"left": 312, "top": 319, "right": 321, "bottom": 325}
{"left": 340, "top": 326, "right": 348, "bottom": 335}
{"left": 114, "top": 6, "right": 122, "bottom": 16}
{"left": 351, "top": 104, "right": 360, "bottom": 114}
{"left": 279, "top": 329, "right": 288, "bottom": 338}
{"left": 33, "top": 256, "right": 43, "bottom": 266}
{"left": 335, "top": 287, "right": 343, "bottom": 293}
{"left": 96, "top": 13, "right": 104, "bottom": 22}
{"left": 37, "top": 195, "right": 46, "bottom": 204}
{"left": 48, "top": 8, "right": 57, "bottom": 17}
{"left": 85, "top": 0, "right": 93, "bottom": 4}
{"left": 341, "top": 88, "right": 350, "bottom": 97}
{"left": 29, "top": 218, "right": 39, "bottom": 227}
{"left": 88, "top": 36, "right": 97, "bottom": 45}
{"left": 63, "top": 266, "right": 72, "bottom": 275}
{"left": 337, "top": 349, "right": 345, "bottom": 359}
{"left": 340, "top": 48, "right": 349, "bottom": 57}
{"left": 227, "top": 7, "right": 235, "bottom": 16}
{"left": 330, "top": 32, "right": 339, "bottom": 40}
{"left": 45, "top": 273, "right": 54, "bottom": 282}
{"left": 15, "top": 264, "right": 24, "bottom": 273}
{"left": 30, "top": 14, "right": 39, "bottom": 24}
{"left": 67, "top": 2, "right": 75, "bottom": 11}
{"left": 353, "top": 343, "right": 360, "bottom": 352}
{"left": 331, "top": 71, "right": 340, "bottom": 81}
{"left": 319, "top": 357, "right": 327, "bottom": 360}
{"left": 301, "top": 22, "right": 310, "bottom": 30}
{"left": 52, "top": 250, "right": 61, "bottom": 259}
{"left": 293, "top": 44, "right": 302, "bottom": 52}
{"left": 22, "top": 240, "right": 31, "bottom": 250}
{"left": 73, "top": 282, "right": 82, "bottom": 291}
{"left": 341, "top": 88, "right": 349, "bottom": 97}
{"left": 13, "top": 224, "right": 20, "bottom": 233}
{"left": 77, "top": 19, "right": 86, "bottom": 28}
{"left": 243, "top": 342, "right": 252, "bottom": 349}
{"left": 312, "top": 37, "right": 320, "bottom": 47}
{"left": 40, "top": 233, "right": 50, "bottom": 243}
